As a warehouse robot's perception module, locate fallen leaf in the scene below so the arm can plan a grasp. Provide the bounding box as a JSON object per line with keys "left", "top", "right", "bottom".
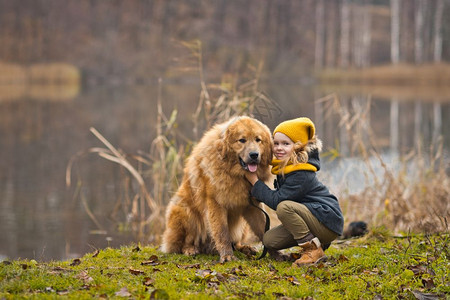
{"left": 115, "top": 287, "right": 131, "bottom": 297}
{"left": 176, "top": 263, "right": 200, "bottom": 269}
{"left": 149, "top": 288, "right": 169, "bottom": 299}
{"left": 195, "top": 269, "right": 215, "bottom": 278}
{"left": 268, "top": 264, "right": 277, "bottom": 272}
{"left": 129, "top": 267, "right": 145, "bottom": 275}
{"left": 193, "top": 269, "right": 225, "bottom": 284}
{"left": 57, "top": 290, "right": 69, "bottom": 295}
{"left": 148, "top": 254, "right": 158, "bottom": 261}
{"left": 338, "top": 254, "right": 349, "bottom": 262}
{"left": 92, "top": 249, "right": 100, "bottom": 257}
{"left": 52, "top": 266, "right": 70, "bottom": 273}
{"left": 77, "top": 270, "right": 94, "bottom": 283}
{"left": 287, "top": 275, "right": 301, "bottom": 285}
{"left": 235, "top": 292, "right": 251, "bottom": 298}
{"left": 272, "top": 292, "right": 286, "bottom": 297}
{"left": 143, "top": 277, "right": 155, "bottom": 286}
{"left": 207, "top": 281, "right": 220, "bottom": 289}
{"left": 142, "top": 261, "right": 159, "bottom": 266}
{"left": 70, "top": 258, "right": 81, "bottom": 267}
{"left": 422, "top": 278, "right": 435, "bottom": 289}
{"left": 411, "top": 290, "right": 441, "bottom": 300}
{"left": 215, "top": 272, "right": 229, "bottom": 283}
{"left": 229, "top": 265, "right": 247, "bottom": 276}
{"left": 301, "top": 274, "right": 314, "bottom": 281}
{"left": 408, "top": 265, "right": 428, "bottom": 276}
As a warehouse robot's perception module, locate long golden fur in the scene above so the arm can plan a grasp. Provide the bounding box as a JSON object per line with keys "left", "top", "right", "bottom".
{"left": 161, "top": 116, "right": 273, "bottom": 262}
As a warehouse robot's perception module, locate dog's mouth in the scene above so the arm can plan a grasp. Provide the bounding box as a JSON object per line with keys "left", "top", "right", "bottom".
{"left": 239, "top": 157, "right": 258, "bottom": 173}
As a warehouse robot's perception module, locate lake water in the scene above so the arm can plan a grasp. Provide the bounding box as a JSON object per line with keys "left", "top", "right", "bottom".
{"left": 1, "top": 82, "right": 449, "bottom": 261}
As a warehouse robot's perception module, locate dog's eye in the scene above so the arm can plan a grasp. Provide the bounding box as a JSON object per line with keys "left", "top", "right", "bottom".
{"left": 255, "top": 138, "right": 262, "bottom": 143}
{"left": 238, "top": 138, "right": 246, "bottom": 143}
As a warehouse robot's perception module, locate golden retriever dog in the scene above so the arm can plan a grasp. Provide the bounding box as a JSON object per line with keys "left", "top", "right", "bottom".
{"left": 161, "top": 116, "right": 272, "bottom": 262}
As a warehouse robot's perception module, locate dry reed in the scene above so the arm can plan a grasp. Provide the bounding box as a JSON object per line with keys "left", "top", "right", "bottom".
{"left": 320, "top": 94, "right": 449, "bottom": 234}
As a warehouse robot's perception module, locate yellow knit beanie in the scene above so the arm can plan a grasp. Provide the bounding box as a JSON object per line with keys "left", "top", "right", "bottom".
{"left": 273, "top": 117, "right": 315, "bottom": 145}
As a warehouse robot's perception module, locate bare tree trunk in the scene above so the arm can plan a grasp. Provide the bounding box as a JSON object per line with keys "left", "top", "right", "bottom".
{"left": 325, "top": 1, "right": 337, "bottom": 68}
{"left": 361, "top": 2, "right": 371, "bottom": 67}
{"left": 353, "top": 2, "right": 372, "bottom": 68}
{"left": 414, "top": 101, "right": 422, "bottom": 143}
{"left": 314, "top": 93, "right": 324, "bottom": 142}
{"left": 353, "top": 6, "right": 362, "bottom": 67}
{"left": 339, "top": 97, "right": 349, "bottom": 157}
{"left": 391, "top": 0, "right": 400, "bottom": 64}
{"left": 433, "top": 0, "right": 444, "bottom": 62}
{"left": 414, "top": 0, "right": 425, "bottom": 63}
{"left": 315, "top": 0, "right": 325, "bottom": 69}
{"left": 432, "top": 103, "right": 442, "bottom": 144}
{"left": 340, "top": 0, "right": 351, "bottom": 68}
{"left": 390, "top": 100, "right": 399, "bottom": 152}
{"left": 390, "top": 0, "right": 401, "bottom": 152}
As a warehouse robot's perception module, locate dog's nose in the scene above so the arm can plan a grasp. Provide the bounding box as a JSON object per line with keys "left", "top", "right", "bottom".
{"left": 249, "top": 152, "right": 259, "bottom": 160}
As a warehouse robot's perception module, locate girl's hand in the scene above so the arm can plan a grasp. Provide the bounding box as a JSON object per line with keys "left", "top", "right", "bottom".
{"left": 245, "top": 172, "right": 259, "bottom": 186}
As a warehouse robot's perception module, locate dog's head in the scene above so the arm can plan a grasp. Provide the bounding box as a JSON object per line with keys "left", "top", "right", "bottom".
{"left": 217, "top": 116, "right": 272, "bottom": 174}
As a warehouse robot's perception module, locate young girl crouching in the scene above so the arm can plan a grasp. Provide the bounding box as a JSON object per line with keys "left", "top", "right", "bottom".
{"left": 245, "top": 117, "right": 344, "bottom": 266}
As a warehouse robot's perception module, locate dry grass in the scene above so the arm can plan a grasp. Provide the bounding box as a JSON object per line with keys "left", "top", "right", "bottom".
{"left": 319, "top": 94, "right": 449, "bottom": 234}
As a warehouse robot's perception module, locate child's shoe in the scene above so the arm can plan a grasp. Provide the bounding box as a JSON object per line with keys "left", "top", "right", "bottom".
{"left": 292, "top": 237, "right": 326, "bottom": 266}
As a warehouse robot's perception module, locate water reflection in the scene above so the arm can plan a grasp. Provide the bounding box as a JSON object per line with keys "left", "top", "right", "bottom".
{"left": 0, "top": 83, "right": 449, "bottom": 261}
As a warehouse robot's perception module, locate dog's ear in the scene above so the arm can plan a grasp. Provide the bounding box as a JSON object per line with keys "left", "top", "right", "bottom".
{"left": 214, "top": 139, "right": 227, "bottom": 158}
{"left": 217, "top": 126, "right": 235, "bottom": 158}
{"left": 261, "top": 131, "right": 273, "bottom": 166}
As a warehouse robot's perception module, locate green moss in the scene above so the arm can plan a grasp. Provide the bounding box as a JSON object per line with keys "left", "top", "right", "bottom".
{"left": 1, "top": 232, "right": 449, "bottom": 299}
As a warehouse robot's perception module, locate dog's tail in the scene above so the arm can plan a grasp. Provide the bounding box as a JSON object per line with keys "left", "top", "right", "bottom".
{"left": 160, "top": 203, "right": 186, "bottom": 253}
{"left": 160, "top": 225, "right": 185, "bottom": 253}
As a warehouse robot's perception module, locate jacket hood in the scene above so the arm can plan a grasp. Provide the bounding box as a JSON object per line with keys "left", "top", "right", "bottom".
{"left": 305, "top": 137, "right": 322, "bottom": 171}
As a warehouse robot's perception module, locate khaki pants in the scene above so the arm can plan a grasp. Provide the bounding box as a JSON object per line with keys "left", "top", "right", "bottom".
{"left": 263, "top": 200, "right": 338, "bottom": 250}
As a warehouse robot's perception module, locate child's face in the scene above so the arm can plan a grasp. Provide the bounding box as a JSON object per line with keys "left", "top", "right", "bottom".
{"left": 273, "top": 132, "right": 294, "bottom": 160}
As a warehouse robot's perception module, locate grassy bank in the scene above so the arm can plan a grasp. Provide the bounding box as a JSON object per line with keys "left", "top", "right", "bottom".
{"left": 1, "top": 229, "right": 448, "bottom": 299}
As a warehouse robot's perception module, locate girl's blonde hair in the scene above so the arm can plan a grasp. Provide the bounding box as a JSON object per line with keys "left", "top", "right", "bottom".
{"left": 277, "top": 136, "right": 321, "bottom": 177}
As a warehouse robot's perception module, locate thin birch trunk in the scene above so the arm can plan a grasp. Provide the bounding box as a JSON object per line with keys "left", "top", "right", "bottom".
{"left": 433, "top": 0, "right": 444, "bottom": 62}
{"left": 391, "top": 0, "right": 400, "bottom": 64}
{"left": 415, "top": 0, "right": 425, "bottom": 63}
{"left": 340, "top": 0, "right": 351, "bottom": 68}
{"left": 315, "top": 0, "right": 325, "bottom": 69}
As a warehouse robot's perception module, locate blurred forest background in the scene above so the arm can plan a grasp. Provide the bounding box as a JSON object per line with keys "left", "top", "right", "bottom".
{"left": 0, "top": 0, "right": 449, "bottom": 83}
{"left": 1, "top": 0, "right": 449, "bottom": 261}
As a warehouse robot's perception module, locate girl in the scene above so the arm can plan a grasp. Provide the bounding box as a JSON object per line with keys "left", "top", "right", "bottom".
{"left": 245, "top": 117, "right": 344, "bottom": 266}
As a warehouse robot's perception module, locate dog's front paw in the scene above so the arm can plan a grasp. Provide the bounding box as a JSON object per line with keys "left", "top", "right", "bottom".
{"left": 219, "top": 254, "right": 237, "bottom": 263}
{"left": 182, "top": 246, "right": 199, "bottom": 256}
{"left": 235, "top": 244, "right": 257, "bottom": 257}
